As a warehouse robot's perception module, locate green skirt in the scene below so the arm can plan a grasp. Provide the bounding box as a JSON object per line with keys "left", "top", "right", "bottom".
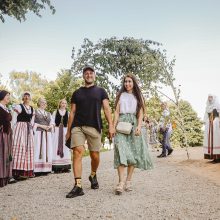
{"left": 114, "top": 114, "right": 153, "bottom": 170}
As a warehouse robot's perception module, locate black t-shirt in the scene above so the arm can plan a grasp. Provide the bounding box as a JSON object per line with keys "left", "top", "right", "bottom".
{"left": 71, "top": 85, "right": 109, "bottom": 132}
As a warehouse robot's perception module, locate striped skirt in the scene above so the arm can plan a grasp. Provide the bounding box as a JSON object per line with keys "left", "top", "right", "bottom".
{"left": 0, "top": 131, "right": 12, "bottom": 187}
{"left": 12, "top": 122, "right": 34, "bottom": 177}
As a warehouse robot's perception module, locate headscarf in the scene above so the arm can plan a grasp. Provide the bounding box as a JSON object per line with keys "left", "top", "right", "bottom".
{"left": 204, "top": 94, "right": 220, "bottom": 121}
{"left": 22, "top": 91, "right": 32, "bottom": 100}
{"left": 205, "top": 94, "right": 220, "bottom": 113}
{"left": 0, "top": 90, "right": 10, "bottom": 101}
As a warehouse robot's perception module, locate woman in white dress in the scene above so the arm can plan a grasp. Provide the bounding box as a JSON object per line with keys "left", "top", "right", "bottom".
{"left": 34, "top": 98, "right": 54, "bottom": 174}
{"left": 52, "top": 99, "right": 71, "bottom": 172}
{"left": 12, "top": 92, "right": 35, "bottom": 179}
{"left": 203, "top": 94, "right": 220, "bottom": 162}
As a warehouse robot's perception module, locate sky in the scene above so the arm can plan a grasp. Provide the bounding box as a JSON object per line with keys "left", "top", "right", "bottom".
{"left": 0, "top": 0, "right": 220, "bottom": 119}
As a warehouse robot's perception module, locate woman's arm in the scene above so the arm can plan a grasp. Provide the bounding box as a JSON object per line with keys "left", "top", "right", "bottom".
{"left": 135, "top": 108, "right": 143, "bottom": 136}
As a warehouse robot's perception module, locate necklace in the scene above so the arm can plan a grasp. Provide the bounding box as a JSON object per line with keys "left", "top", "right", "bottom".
{"left": 23, "top": 104, "right": 31, "bottom": 113}
{"left": 38, "top": 109, "right": 48, "bottom": 120}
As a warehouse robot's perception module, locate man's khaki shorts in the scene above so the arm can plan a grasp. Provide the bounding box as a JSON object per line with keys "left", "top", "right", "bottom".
{"left": 71, "top": 126, "right": 102, "bottom": 152}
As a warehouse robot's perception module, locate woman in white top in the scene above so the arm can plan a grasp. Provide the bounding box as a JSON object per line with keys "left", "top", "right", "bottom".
{"left": 11, "top": 92, "right": 35, "bottom": 179}
{"left": 52, "top": 99, "right": 71, "bottom": 172}
{"left": 113, "top": 74, "right": 153, "bottom": 195}
{"left": 34, "top": 97, "right": 54, "bottom": 174}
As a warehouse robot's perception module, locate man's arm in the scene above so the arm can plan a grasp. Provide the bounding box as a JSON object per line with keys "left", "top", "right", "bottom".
{"left": 66, "top": 103, "right": 76, "bottom": 140}
{"left": 102, "top": 99, "right": 115, "bottom": 139}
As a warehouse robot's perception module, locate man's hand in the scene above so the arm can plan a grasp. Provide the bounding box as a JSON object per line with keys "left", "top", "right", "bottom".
{"left": 66, "top": 130, "right": 71, "bottom": 141}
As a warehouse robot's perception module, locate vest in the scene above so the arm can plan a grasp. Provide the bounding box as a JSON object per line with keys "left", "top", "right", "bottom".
{"left": 55, "top": 110, "right": 68, "bottom": 127}
{"left": 17, "top": 104, "right": 33, "bottom": 122}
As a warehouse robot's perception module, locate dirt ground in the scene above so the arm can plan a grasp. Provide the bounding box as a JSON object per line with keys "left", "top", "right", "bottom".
{"left": 0, "top": 147, "right": 220, "bottom": 220}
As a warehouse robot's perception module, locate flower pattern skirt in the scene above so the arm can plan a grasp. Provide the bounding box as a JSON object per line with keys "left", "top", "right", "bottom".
{"left": 114, "top": 114, "right": 153, "bottom": 170}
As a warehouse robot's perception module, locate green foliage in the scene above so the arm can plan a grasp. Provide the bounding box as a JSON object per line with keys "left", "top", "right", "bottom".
{"left": 146, "top": 96, "right": 161, "bottom": 120}
{"left": 71, "top": 37, "right": 169, "bottom": 98}
{"left": 146, "top": 97, "right": 203, "bottom": 147}
{"left": 8, "top": 71, "right": 48, "bottom": 106}
{"left": 0, "top": 0, "right": 55, "bottom": 23}
{"left": 170, "top": 100, "right": 203, "bottom": 147}
{"left": 43, "top": 69, "right": 82, "bottom": 113}
{"left": 0, "top": 73, "right": 7, "bottom": 90}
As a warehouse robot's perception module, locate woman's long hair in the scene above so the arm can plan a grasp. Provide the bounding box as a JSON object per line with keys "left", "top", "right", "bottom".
{"left": 115, "top": 73, "right": 145, "bottom": 116}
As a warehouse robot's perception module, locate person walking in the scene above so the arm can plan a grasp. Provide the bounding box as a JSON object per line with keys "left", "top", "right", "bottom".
{"left": 157, "top": 102, "right": 173, "bottom": 158}
{"left": 113, "top": 73, "right": 153, "bottom": 195}
{"left": 65, "top": 65, "right": 114, "bottom": 198}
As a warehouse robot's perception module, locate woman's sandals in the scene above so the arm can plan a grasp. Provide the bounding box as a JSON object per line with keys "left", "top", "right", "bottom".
{"left": 115, "top": 181, "right": 133, "bottom": 195}
{"left": 124, "top": 180, "right": 132, "bottom": 192}
{"left": 115, "top": 182, "right": 125, "bottom": 195}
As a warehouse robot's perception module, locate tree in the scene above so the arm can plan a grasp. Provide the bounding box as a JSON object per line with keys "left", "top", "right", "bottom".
{"left": 146, "top": 97, "right": 203, "bottom": 148}
{"left": 0, "top": 0, "right": 55, "bottom": 23}
{"left": 0, "top": 73, "right": 7, "bottom": 90}
{"left": 170, "top": 100, "right": 203, "bottom": 147}
{"left": 43, "top": 69, "right": 82, "bottom": 113}
{"left": 71, "top": 37, "right": 180, "bottom": 144}
{"left": 8, "top": 71, "right": 48, "bottom": 106}
{"left": 71, "top": 37, "right": 169, "bottom": 98}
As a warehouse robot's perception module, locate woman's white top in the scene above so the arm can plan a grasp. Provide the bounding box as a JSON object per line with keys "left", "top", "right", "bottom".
{"left": 119, "top": 92, "right": 137, "bottom": 114}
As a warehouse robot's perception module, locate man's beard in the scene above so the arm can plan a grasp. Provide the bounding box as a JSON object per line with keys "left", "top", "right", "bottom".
{"left": 85, "top": 80, "right": 94, "bottom": 85}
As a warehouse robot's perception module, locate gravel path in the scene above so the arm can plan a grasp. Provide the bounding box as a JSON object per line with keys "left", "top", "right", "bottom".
{"left": 1, "top": 150, "right": 220, "bottom": 220}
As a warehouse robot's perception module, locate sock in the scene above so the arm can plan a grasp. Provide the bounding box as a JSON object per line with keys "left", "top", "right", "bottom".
{"left": 75, "top": 177, "right": 82, "bottom": 188}
{"left": 90, "top": 171, "right": 96, "bottom": 178}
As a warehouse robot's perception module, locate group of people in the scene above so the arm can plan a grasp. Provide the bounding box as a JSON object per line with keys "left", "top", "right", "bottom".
{"left": 1, "top": 65, "right": 175, "bottom": 198}
{"left": 0, "top": 92, "right": 71, "bottom": 188}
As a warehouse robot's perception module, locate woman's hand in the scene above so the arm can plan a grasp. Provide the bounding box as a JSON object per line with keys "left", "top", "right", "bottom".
{"left": 40, "top": 125, "right": 48, "bottom": 130}
{"left": 135, "top": 126, "right": 141, "bottom": 136}
{"left": 108, "top": 124, "right": 115, "bottom": 140}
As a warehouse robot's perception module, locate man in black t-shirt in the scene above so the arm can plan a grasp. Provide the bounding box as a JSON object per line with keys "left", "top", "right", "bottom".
{"left": 66, "top": 65, "right": 114, "bottom": 198}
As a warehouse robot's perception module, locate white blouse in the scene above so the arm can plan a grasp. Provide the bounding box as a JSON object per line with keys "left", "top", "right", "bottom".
{"left": 119, "top": 92, "right": 137, "bottom": 114}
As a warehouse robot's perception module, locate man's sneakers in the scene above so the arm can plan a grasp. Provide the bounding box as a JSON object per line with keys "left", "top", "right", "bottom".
{"left": 89, "top": 174, "right": 99, "bottom": 189}
{"left": 66, "top": 175, "right": 99, "bottom": 198}
{"left": 66, "top": 185, "right": 84, "bottom": 198}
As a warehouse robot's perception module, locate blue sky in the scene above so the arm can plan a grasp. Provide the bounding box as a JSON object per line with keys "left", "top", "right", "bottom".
{"left": 1, "top": 0, "right": 220, "bottom": 118}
